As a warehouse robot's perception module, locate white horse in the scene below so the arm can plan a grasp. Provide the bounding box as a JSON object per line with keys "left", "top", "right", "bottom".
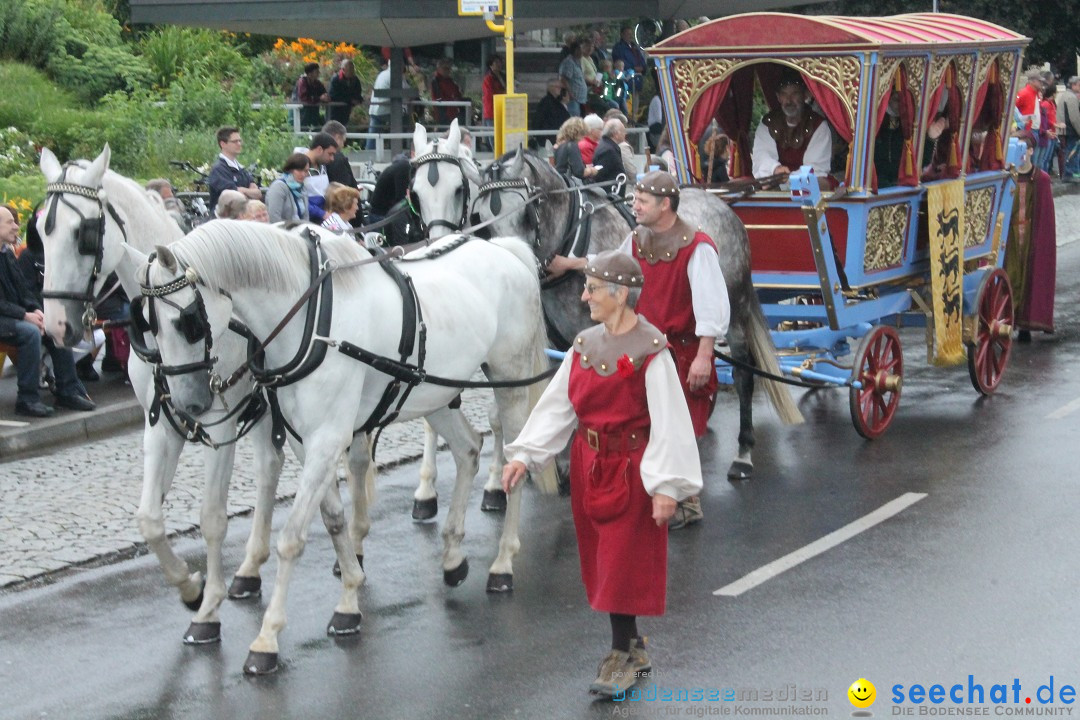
{"left": 140, "top": 220, "right": 552, "bottom": 675}
{"left": 407, "top": 120, "right": 514, "bottom": 520}
{"left": 36, "top": 146, "right": 295, "bottom": 645}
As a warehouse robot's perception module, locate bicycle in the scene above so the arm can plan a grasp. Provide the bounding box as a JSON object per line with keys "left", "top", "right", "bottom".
{"left": 169, "top": 160, "right": 212, "bottom": 229}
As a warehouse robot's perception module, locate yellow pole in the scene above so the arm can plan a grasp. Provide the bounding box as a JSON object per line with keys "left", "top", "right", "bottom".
{"left": 485, "top": 0, "right": 513, "bottom": 93}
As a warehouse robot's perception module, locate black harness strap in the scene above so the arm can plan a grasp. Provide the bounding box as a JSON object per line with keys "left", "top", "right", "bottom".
{"left": 244, "top": 229, "right": 335, "bottom": 388}
{"left": 357, "top": 260, "right": 422, "bottom": 436}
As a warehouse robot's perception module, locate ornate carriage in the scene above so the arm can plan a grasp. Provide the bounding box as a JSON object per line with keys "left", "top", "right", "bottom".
{"left": 649, "top": 12, "right": 1030, "bottom": 437}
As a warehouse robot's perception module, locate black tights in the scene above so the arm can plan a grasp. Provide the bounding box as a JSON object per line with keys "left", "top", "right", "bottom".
{"left": 609, "top": 613, "right": 638, "bottom": 652}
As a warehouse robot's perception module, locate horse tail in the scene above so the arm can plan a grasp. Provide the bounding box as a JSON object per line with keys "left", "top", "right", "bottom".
{"left": 745, "top": 293, "right": 805, "bottom": 426}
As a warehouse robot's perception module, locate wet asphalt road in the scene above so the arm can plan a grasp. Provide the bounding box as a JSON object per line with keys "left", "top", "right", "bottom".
{"left": 1, "top": 244, "right": 1079, "bottom": 720}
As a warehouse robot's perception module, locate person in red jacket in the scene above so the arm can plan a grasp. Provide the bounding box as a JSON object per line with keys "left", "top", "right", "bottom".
{"left": 1015, "top": 67, "right": 1046, "bottom": 133}
{"left": 430, "top": 59, "right": 468, "bottom": 126}
{"left": 480, "top": 54, "right": 506, "bottom": 150}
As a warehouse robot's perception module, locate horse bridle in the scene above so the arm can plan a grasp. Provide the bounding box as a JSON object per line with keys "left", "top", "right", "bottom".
{"left": 474, "top": 162, "right": 542, "bottom": 247}
{"left": 132, "top": 262, "right": 217, "bottom": 378}
{"left": 41, "top": 165, "right": 128, "bottom": 328}
{"left": 410, "top": 151, "right": 471, "bottom": 234}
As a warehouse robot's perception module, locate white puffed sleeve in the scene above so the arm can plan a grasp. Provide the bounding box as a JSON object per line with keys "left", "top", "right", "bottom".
{"left": 640, "top": 351, "right": 703, "bottom": 500}
{"left": 504, "top": 352, "right": 578, "bottom": 473}
{"left": 688, "top": 241, "right": 730, "bottom": 339}
{"left": 752, "top": 121, "right": 781, "bottom": 178}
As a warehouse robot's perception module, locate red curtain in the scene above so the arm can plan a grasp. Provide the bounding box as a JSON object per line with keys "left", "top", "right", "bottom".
{"left": 897, "top": 69, "right": 918, "bottom": 186}
{"left": 974, "top": 62, "right": 1004, "bottom": 171}
{"left": 686, "top": 76, "right": 733, "bottom": 180}
{"left": 872, "top": 66, "right": 919, "bottom": 191}
{"left": 715, "top": 68, "right": 756, "bottom": 178}
{"left": 923, "top": 63, "right": 964, "bottom": 179}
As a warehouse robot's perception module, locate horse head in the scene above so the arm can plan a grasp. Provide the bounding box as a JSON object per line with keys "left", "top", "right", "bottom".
{"left": 410, "top": 119, "right": 480, "bottom": 239}
{"left": 138, "top": 244, "right": 235, "bottom": 416}
{"left": 37, "top": 145, "right": 124, "bottom": 346}
{"left": 474, "top": 146, "right": 565, "bottom": 260}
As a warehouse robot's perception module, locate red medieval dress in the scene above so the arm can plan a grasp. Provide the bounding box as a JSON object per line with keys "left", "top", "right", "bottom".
{"left": 505, "top": 318, "right": 702, "bottom": 616}
{"left": 1005, "top": 167, "right": 1056, "bottom": 333}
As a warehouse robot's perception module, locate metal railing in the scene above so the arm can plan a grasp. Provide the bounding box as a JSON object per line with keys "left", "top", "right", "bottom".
{"left": 329, "top": 126, "right": 650, "bottom": 163}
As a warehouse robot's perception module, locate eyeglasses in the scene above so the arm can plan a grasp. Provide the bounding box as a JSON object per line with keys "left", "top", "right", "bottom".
{"left": 227, "top": 137, "right": 243, "bottom": 144}
{"left": 583, "top": 282, "right": 608, "bottom": 295}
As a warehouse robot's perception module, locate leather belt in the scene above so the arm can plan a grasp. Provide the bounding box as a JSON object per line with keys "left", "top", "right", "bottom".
{"left": 582, "top": 426, "right": 649, "bottom": 454}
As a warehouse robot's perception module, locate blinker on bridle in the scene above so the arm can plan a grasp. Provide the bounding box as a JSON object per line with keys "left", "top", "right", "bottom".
{"left": 41, "top": 166, "right": 125, "bottom": 329}
{"left": 135, "top": 263, "right": 218, "bottom": 378}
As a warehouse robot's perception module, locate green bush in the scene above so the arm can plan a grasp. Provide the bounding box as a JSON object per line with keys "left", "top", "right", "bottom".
{"left": 0, "top": 0, "right": 70, "bottom": 68}
{"left": 140, "top": 26, "right": 251, "bottom": 89}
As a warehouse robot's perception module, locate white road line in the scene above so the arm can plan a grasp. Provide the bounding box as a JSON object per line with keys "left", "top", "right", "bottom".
{"left": 0, "top": 420, "right": 29, "bottom": 428}
{"left": 713, "top": 492, "right": 928, "bottom": 597}
{"left": 1046, "top": 396, "right": 1080, "bottom": 420}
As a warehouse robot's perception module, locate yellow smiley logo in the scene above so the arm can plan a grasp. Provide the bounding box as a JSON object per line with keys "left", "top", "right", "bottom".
{"left": 848, "top": 678, "right": 876, "bottom": 708}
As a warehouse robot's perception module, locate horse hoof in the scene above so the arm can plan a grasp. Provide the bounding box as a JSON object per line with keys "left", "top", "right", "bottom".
{"left": 227, "top": 575, "right": 262, "bottom": 600}
{"left": 727, "top": 460, "right": 753, "bottom": 481}
{"left": 412, "top": 497, "right": 438, "bottom": 521}
{"left": 182, "top": 580, "right": 206, "bottom": 612}
{"left": 327, "top": 611, "right": 363, "bottom": 636}
{"left": 443, "top": 558, "right": 469, "bottom": 587}
{"left": 243, "top": 651, "right": 279, "bottom": 676}
{"left": 486, "top": 573, "right": 514, "bottom": 593}
{"left": 480, "top": 489, "right": 507, "bottom": 512}
{"left": 331, "top": 555, "right": 364, "bottom": 578}
{"left": 183, "top": 621, "right": 221, "bottom": 645}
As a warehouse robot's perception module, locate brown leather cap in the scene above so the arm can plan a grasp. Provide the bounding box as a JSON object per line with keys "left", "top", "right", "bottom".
{"left": 585, "top": 250, "right": 644, "bottom": 287}
{"left": 634, "top": 170, "right": 680, "bottom": 198}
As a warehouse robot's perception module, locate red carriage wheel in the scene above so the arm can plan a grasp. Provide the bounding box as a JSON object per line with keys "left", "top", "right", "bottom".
{"left": 849, "top": 325, "right": 903, "bottom": 439}
{"left": 966, "top": 268, "right": 1014, "bottom": 395}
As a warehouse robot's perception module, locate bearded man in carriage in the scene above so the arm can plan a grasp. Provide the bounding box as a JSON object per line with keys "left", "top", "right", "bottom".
{"left": 751, "top": 69, "right": 833, "bottom": 185}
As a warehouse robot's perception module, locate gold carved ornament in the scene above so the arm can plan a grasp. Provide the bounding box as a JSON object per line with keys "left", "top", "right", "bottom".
{"left": 875, "top": 57, "right": 903, "bottom": 111}
{"left": 787, "top": 56, "right": 860, "bottom": 129}
{"left": 904, "top": 56, "right": 926, "bottom": 100}
{"left": 864, "top": 204, "right": 909, "bottom": 273}
{"left": 963, "top": 187, "right": 995, "bottom": 249}
{"left": 671, "top": 58, "right": 739, "bottom": 129}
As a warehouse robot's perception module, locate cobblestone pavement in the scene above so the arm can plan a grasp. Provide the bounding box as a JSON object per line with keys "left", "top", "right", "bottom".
{"left": 0, "top": 387, "right": 494, "bottom": 588}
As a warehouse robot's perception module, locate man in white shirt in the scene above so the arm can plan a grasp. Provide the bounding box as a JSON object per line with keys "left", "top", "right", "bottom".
{"left": 751, "top": 71, "right": 832, "bottom": 181}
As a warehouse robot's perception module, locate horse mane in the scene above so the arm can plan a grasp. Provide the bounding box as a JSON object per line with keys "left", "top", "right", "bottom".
{"left": 166, "top": 221, "right": 372, "bottom": 294}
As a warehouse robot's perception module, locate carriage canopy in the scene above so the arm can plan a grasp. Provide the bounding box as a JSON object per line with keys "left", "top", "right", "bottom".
{"left": 648, "top": 13, "right": 1030, "bottom": 192}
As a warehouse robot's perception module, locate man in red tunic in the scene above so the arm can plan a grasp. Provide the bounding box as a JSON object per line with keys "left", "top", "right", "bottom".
{"left": 503, "top": 250, "right": 702, "bottom": 697}
{"left": 545, "top": 172, "right": 730, "bottom": 528}
{"left": 751, "top": 70, "right": 832, "bottom": 181}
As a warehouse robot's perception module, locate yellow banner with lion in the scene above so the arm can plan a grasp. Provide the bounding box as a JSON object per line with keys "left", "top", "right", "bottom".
{"left": 927, "top": 179, "right": 965, "bottom": 366}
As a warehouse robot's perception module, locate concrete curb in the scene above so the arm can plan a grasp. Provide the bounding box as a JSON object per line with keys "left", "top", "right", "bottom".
{"left": 0, "top": 399, "right": 144, "bottom": 460}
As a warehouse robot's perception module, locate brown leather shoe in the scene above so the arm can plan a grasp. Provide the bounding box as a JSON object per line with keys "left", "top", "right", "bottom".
{"left": 589, "top": 649, "right": 636, "bottom": 696}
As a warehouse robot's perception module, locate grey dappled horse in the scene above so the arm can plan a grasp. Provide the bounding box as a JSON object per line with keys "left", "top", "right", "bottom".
{"left": 462, "top": 148, "right": 804, "bottom": 480}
